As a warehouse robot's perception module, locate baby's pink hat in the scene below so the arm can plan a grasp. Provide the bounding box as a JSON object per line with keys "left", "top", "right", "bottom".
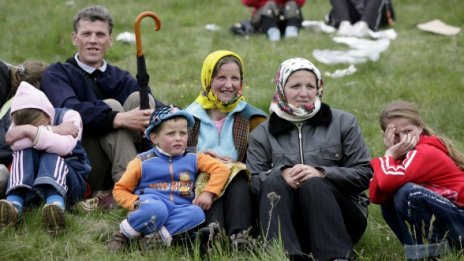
{"left": 10, "top": 81, "right": 55, "bottom": 121}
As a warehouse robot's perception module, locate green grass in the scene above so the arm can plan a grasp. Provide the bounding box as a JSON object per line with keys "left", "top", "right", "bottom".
{"left": 1, "top": 0, "right": 464, "bottom": 260}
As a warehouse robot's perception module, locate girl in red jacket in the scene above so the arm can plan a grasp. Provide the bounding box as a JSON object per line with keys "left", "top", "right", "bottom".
{"left": 369, "top": 100, "right": 464, "bottom": 259}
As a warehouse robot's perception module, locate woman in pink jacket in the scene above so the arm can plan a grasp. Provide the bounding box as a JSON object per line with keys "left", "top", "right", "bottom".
{"left": 242, "top": 0, "right": 305, "bottom": 41}
{"left": 0, "top": 81, "right": 90, "bottom": 235}
{"left": 369, "top": 100, "right": 464, "bottom": 259}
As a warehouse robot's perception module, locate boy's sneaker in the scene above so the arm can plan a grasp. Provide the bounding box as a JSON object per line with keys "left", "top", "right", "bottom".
{"left": 0, "top": 199, "right": 19, "bottom": 228}
{"left": 284, "top": 26, "right": 299, "bottom": 38}
{"left": 267, "top": 27, "right": 281, "bottom": 42}
{"left": 42, "top": 202, "right": 65, "bottom": 235}
{"left": 108, "top": 232, "right": 128, "bottom": 253}
{"left": 140, "top": 233, "right": 162, "bottom": 250}
{"left": 140, "top": 227, "right": 173, "bottom": 250}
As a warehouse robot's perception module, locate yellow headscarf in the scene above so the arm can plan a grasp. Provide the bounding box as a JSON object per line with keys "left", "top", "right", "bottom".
{"left": 195, "top": 50, "right": 245, "bottom": 112}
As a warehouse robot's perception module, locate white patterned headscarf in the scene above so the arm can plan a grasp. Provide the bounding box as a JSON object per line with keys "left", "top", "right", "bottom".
{"left": 269, "top": 57, "right": 324, "bottom": 122}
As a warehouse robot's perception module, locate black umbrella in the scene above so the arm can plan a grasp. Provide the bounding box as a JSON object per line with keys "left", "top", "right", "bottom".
{"left": 134, "top": 11, "right": 161, "bottom": 110}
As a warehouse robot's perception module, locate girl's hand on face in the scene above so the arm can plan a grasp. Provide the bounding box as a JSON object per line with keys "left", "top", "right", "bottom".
{"left": 385, "top": 133, "right": 418, "bottom": 160}
{"left": 383, "top": 124, "right": 396, "bottom": 150}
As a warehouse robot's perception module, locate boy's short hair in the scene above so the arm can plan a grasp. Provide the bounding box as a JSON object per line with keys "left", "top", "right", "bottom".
{"left": 145, "top": 105, "right": 194, "bottom": 137}
{"left": 73, "top": 5, "right": 114, "bottom": 34}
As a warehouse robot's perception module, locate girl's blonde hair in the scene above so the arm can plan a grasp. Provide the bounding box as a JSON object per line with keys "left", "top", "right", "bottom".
{"left": 380, "top": 100, "right": 464, "bottom": 170}
{"left": 11, "top": 108, "right": 49, "bottom": 126}
{"left": 8, "top": 60, "right": 48, "bottom": 99}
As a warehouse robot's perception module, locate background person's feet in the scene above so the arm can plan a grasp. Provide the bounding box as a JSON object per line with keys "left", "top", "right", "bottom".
{"left": 285, "top": 26, "right": 299, "bottom": 38}
{"left": 267, "top": 27, "right": 281, "bottom": 41}
{"left": 352, "top": 21, "right": 370, "bottom": 38}
{"left": 337, "top": 21, "right": 353, "bottom": 36}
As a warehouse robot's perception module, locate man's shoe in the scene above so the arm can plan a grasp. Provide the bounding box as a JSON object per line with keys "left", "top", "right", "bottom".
{"left": 42, "top": 202, "right": 65, "bottom": 235}
{"left": 75, "top": 190, "right": 118, "bottom": 212}
{"left": 0, "top": 199, "right": 19, "bottom": 228}
{"left": 74, "top": 197, "right": 99, "bottom": 212}
{"left": 108, "top": 232, "right": 128, "bottom": 253}
{"left": 97, "top": 192, "right": 118, "bottom": 210}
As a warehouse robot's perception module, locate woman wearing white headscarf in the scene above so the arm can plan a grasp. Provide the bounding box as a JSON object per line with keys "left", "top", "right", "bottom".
{"left": 247, "top": 58, "right": 372, "bottom": 260}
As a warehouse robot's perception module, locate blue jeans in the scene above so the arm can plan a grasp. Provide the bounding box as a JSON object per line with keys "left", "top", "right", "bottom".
{"left": 381, "top": 183, "right": 464, "bottom": 258}
{"left": 127, "top": 194, "right": 204, "bottom": 236}
{"left": 7, "top": 148, "right": 85, "bottom": 205}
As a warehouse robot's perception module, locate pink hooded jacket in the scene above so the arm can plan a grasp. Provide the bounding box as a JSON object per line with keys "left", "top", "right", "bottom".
{"left": 9, "top": 81, "right": 83, "bottom": 156}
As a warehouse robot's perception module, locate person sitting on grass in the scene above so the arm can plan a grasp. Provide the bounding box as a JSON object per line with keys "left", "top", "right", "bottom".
{"left": 241, "top": 0, "right": 305, "bottom": 41}
{"left": 41, "top": 5, "right": 164, "bottom": 210}
{"left": 0, "top": 60, "right": 48, "bottom": 198}
{"left": 0, "top": 81, "right": 90, "bottom": 235}
{"left": 186, "top": 50, "right": 267, "bottom": 248}
{"left": 108, "top": 105, "right": 230, "bottom": 252}
{"left": 328, "top": 0, "right": 395, "bottom": 37}
{"left": 369, "top": 100, "right": 464, "bottom": 260}
{"left": 247, "top": 57, "right": 372, "bottom": 260}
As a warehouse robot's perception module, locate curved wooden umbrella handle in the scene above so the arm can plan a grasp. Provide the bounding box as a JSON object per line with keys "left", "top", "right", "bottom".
{"left": 134, "top": 11, "right": 161, "bottom": 57}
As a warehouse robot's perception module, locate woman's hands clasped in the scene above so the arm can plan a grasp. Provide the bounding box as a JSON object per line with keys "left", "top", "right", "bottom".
{"left": 282, "top": 164, "right": 325, "bottom": 189}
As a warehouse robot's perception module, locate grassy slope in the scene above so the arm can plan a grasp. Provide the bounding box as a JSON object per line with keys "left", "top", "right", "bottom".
{"left": 0, "top": 0, "right": 463, "bottom": 260}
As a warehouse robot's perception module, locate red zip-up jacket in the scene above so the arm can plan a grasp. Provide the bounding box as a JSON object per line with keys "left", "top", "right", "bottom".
{"left": 369, "top": 135, "right": 464, "bottom": 206}
{"left": 242, "top": 0, "right": 306, "bottom": 16}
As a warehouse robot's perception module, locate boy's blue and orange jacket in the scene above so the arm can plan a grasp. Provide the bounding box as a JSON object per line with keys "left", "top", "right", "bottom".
{"left": 113, "top": 147, "right": 229, "bottom": 210}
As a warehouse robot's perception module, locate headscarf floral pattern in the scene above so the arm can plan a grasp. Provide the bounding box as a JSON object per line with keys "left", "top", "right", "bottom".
{"left": 270, "top": 57, "right": 324, "bottom": 122}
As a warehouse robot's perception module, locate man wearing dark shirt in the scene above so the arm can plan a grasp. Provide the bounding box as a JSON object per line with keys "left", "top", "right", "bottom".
{"left": 41, "top": 5, "right": 163, "bottom": 209}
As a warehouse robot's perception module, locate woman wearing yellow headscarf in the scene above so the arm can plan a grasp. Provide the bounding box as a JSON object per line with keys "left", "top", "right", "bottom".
{"left": 186, "top": 50, "right": 266, "bottom": 246}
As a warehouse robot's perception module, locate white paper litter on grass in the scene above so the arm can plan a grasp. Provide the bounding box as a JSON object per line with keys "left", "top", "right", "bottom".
{"left": 417, "top": 19, "right": 461, "bottom": 36}
{"left": 325, "top": 64, "right": 358, "bottom": 78}
{"left": 313, "top": 37, "right": 390, "bottom": 64}
{"left": 205, "top": 24, "right": 221, "bottom": 31}
{"left": 116, "top": 32, "right": 136, "bottom": 43}
{"left": 301, "top": 20, "right": 336, "bottom": 33}
{"left": 314, "top": 49, "right": 378, "bottom": 64}
{"left": 333, "top": 37, "right": 390, "bottom": 52}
